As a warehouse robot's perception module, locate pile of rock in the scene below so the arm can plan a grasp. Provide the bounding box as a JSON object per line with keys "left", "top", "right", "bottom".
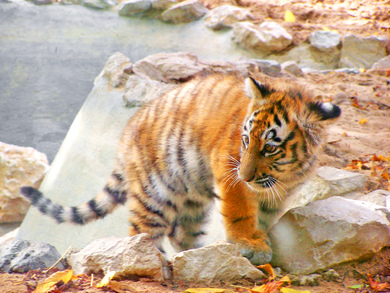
{"left": 26, "top": 0, "right": 389, "bottom": 72}
{"left": 1, "top": 51, "right": 390, "bottom": 285}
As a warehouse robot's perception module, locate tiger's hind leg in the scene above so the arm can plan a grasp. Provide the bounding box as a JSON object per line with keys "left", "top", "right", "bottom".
{"left": 127, "top": 197, "right": 172, "bottom": 253}
{"left": 168, "top": 200, "right": 211, "bottom": 252}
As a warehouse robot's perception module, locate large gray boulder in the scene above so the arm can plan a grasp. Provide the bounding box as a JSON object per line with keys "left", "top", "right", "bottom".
{"left": 270, "top": 196, "right": 390, "bottom": 274}
{"left": 17, "top": 53, "right": 137, "bottom": 253}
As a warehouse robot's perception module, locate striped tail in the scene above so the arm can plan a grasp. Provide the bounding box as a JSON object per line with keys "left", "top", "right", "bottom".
{"left": 20, "top": 172, "right": 127, "bottom": 225}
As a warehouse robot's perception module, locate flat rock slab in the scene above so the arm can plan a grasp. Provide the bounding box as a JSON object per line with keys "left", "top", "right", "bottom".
{"left": 172, "top": 241, "right": 265, "bottom": 284}
{"left": 270, "top": 196, "right": 390, "bottom": 275}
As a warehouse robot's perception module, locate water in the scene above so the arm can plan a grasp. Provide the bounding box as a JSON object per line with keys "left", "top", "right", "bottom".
{"left": 0, "top": 1, "right": 255, "bottom": 162}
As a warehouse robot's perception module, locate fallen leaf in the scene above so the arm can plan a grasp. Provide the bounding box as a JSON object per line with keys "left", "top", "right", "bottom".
{"left": 33, "top": 269, "right": 74, "bottom": 293}
{"left": 281, "top": 288, "right": 310, "bottom": 293}
{"left": 184, "top": 289, "right": 227, "bottom": 293}
{"left": 284, "top": 10, "right": 296, "bottom": 22}
{"left": 257, "top": 263, "right": 276, "bottom": 280}
{"left": 352, "top": 97, "right": 367, "bottom": 110}
{"left": 368, "top": 275, "right": 390, "bottom": 291}
{"left": 96, "top": 271, "right": 116, "bottom": 288}
{"left": 250, "top": 276, "right": 291, "bottom": 293}
{"left": 359, "top": 118, "right": 368, "bottom": 124}
{"left": 349, "top": 284, "right": 365, "bottom": 289}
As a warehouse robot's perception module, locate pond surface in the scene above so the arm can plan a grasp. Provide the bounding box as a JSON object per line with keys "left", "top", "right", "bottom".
{"left": 0, "top": 1, "right": 254, "bottom": 161}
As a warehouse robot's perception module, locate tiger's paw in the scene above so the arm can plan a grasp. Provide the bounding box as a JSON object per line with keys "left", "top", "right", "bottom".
{"left": 236, "top": 236, "right": 272, "bottom": 265}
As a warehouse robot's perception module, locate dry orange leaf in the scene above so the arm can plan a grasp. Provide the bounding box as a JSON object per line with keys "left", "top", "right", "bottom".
{"left": 33, "top": 269, "right": 74, "bottom": 293}
{"left": 257, "top": 263, "right": 276, "bottom": 280}
{"left": 250, "top": 276, "right": 291, "bottom": 293}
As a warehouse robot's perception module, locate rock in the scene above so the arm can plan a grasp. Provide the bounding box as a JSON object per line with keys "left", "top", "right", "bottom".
{"left": 339, "top": 34, "right": 387, "bottom": 69}
{"left": 67, "top": 234, "right": 166, "bottom": 281}
{"left": 309, "top": 31, "right": 341, "bottom": 52}
{"left": 270, "top": 196, "right": 390, "bottom": 274}
{"left": 123, "top": 75, "right": 175, "bottom": 107}
{"left": 255, "top": 59, "right": 281, "bottom": 77}
{"left": 204, "top": 5, "right": 254, "bottom": 30}
{"left": 282, "top": 166, "right": 367, "bottom": 215}
{"left": 358, "top": 189, "right": 390, "bottom": 207}
{"left": 281, "top": 60, "right": 304, "bottom": 77}
{"left": 98, "top": 52, "right": 133, "bottom": 88}
{"left": 268, "top": 43, "right": 338, "bottom": 72}
{"left": 308, "top": 31, "right": 341, "bottom": 65}
{"left": 161, "top": 0, "right": 208, "bottom": 24}
{"left": 232, "top": 21, "right": 293, "bottom": 53}
{"left": 132, "top": 52, "right": 208, "bottom": 82}
{"left": 31, "top": 0, "right": 54, "bottom": 5}
{"left": 118, "top": 0, "right": 152, "bottom": 16}
{"left": 172, "top": 241, "right": 265, "bottom": 284}
{"left": 0, "top": 142, "right": 49, "bottom": 223}
{"left": 151, "top": 0, "right": 177, "bottom": 10}
{"left": 59, "top": 0, "right": 82, "bottom": 5}
{"left": 82, "top": 0, "right": 111, "bottom": 9}
{"left": 0, "top": 239, "right": 64, "bottom": 273}
{"left": 371, "top": 55, "right": 390, "bottom": 70}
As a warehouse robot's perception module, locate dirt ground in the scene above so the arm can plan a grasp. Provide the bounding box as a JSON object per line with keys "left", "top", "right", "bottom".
{"left": 1, "top": 0, "right": 390, "bottom": 292}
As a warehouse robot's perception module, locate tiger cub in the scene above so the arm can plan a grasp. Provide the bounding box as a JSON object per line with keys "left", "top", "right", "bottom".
{"left": 21, "top": 74, "right": 340, "bottom": 265}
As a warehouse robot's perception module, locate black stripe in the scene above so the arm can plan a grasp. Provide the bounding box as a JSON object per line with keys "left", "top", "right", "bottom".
{"left": 51, "top": 205, "right": 65, "bottom": 223}
{"left": 231, "top": 216, "right": 251, "bottom": 224}
{"left": 274, "top": 114, "right": 281, "bottom": 127}
{"left": 38, "top": 198, "right": 50, "bottom": 214}
{"left": 130, "top": 221, "right": 141, "bottom": 233}
{"left": 113, "top": 173, "right": 124, "bottom": 182}
{"left": 88, "top": 199, "right": 108, "bottom": 218}
{"left": 184, "top": 199, "right": 204, "bottom": 208}
{"left": 190, "top": 231, "right": 206, "bottom": 237}
{"left": 104, "top": 186, "right": 127, "bottom": 205}
{"left": 20, "top": 187, "right": 43, "bottom": 205}
{"left": 71, "top": 207, "right": 85, "bottom": 224}
{"left": 133, "top": 193, "right": 166, "bottom": 220}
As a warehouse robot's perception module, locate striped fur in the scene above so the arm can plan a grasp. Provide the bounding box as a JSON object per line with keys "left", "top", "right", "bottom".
{"left": 21, "top": 74, "right": 340, "bottom": 265}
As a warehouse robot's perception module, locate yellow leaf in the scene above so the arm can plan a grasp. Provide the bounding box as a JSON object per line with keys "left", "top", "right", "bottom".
{"left": 281, "top": 288, "right": 311, "bottom": 293}
{"left": 33, "top": 269, "right": 74, "bottom": 293}
{"left": 359, "top": 118, "right": 368, "bottom": 124}
{"left": 284, "top": 10, "right": 296, "bottom": 22}
{"left": 321, "top": 26, "right": 339, "bottom": 33}
{"left": 184, "top": 289, "right": 227, "bottom": 293}
{"left": 96, "top": 271, "right": 116, "bottom": 288}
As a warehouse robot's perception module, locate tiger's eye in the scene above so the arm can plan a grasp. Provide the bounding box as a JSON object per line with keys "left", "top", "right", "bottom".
{"left": 242, "top": 135, "right": 249, "bottom": 147}
{"left": 264, "top": 143, "right": 276, "bottom": 153}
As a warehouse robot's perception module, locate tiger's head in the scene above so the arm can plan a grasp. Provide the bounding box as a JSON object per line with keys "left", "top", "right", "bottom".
{"left": 238, "top": 76, "right": 341, "bottom": 198}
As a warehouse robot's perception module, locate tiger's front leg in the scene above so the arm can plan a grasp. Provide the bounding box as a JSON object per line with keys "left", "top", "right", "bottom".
{"left": 219, "top": 182, "right": 272, "bottom": 265}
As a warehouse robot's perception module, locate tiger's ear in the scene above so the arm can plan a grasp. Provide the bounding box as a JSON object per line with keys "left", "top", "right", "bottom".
{"left": 307, "top": 101, "right": 341, "bottom": 122}
{"left": 244, "top": 77, "right": 273, "bottom": 104}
